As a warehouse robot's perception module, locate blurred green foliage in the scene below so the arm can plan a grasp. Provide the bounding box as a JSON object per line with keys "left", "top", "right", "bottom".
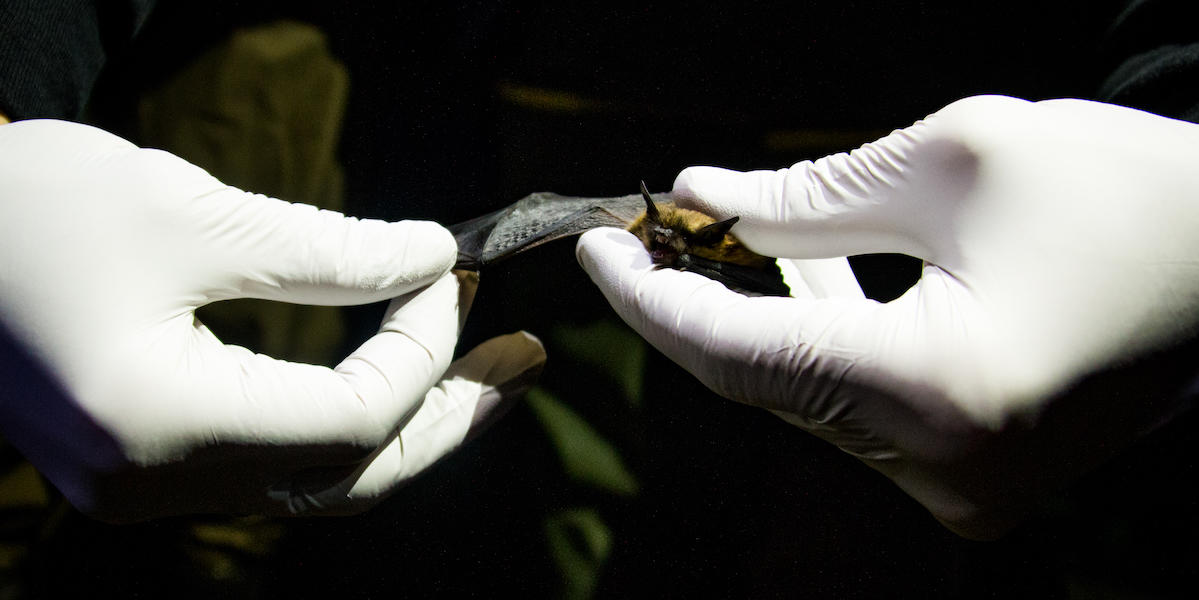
{"left": 549, "top": 320, "right": 646, "bottom": 409}
{"left": 527, "top": 387, "right": 639, "bottom": 497}
{"left": 545, "top": 508, "right": 613, "bottom": 600}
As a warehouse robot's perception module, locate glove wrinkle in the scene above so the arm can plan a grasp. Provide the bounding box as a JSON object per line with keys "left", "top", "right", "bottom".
{"left": 582, "top": 96, "right": 1199, "bottom": 538}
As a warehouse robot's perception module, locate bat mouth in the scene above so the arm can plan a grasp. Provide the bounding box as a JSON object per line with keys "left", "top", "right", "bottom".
{"left": 649, "top": 238, "right": 679, "bottom": 265}
{"left": 649, "top": 247, "right": 678, "bottom": 264}
{"left": 648, "top": 228, "right": 679, "bottom": 265}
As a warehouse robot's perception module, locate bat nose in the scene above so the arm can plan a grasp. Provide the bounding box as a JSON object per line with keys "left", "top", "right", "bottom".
{"left": 653, "top": 228, "right": 673, "bottom": 245}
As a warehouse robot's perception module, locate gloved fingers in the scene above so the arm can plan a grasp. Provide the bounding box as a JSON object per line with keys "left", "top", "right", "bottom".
{"left": 192, "top": 270, "right": 466, "bottom": 454}
{"left": 781, "top": 257, "right": 865, "bottom": 301}
{"left": 670, "top": 99, "right": 1032, "bottom": 262}
{"left": 577, "top": 228, "right": 899, "bottom": 412}
{"left": 195, "top": 189, "right": 457, "bottom": 307}
{"left": 271, "top": 331, "right": 546, "bottom": 515}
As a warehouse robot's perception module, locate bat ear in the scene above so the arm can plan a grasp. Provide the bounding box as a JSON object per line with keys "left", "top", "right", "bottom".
{"left": 640, "top": 180, "right": 661, "bottom": 223}
{"left": 696, "top": 216, "right": 739, "bottom": 243}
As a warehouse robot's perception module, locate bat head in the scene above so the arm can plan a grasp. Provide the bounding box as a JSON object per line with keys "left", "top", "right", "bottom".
{"left": 629, "top": 181, "right": 787, "bottom": 295}
{"left": 637, "top": 180, "right": 740, "bottom": 266}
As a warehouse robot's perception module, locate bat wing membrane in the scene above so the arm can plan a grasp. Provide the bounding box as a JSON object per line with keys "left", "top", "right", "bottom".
{"left": 449, "top": 192, "right": 659, "bottom": 268}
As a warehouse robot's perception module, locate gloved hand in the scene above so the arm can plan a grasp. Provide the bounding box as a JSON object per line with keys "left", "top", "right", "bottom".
{"left": 0, "top": 119, "right": 545, "bottom": 521}
{"left": 577, "top": 96, "right": 1199, "bottom": 539}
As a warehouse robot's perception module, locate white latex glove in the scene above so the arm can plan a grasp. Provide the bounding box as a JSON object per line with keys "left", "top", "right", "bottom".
{"left": 0, "top": 119, "right": 545, "bottom": 521}
{"left": 577, "top": 96, "right": 1199, "bottom": 539}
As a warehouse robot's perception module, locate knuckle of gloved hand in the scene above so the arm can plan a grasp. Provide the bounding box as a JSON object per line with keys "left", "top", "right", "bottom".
{"left": 932, "top": 95, "right": 1038, "bottom": 157}
{"left": 120, "top": 147, "right": 222, "bottom": 194}
{"left": 938, "top": 94, "right": 1029, "bottom": 122}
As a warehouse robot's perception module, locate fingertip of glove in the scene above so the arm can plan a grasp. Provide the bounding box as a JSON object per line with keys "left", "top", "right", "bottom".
{"left": 396, "top": 219, "right": 457, "bottom": 271}
{"left": 360, "top": 219, "right": 457, "bottom": 293}
{"left": 470, "top": 330, "right": 547, "bottom": 386}
{"left": 671, "top": 166, "right": 746, "bottom": 212}
{"left": 673, "top": 165, "right": 729, "bottom": 190}
{"left": 455, "top": 331, "right": 546, "bottom": 439}
{"left": 576, "top": 228, "right": 642, "bottom": 262}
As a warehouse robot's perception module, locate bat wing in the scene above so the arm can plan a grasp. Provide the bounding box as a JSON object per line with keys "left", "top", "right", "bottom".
{"left": 450, "top": 191, "right": 662, "bottom": 269}
{"left": 674, "top": 254, "right": 791, "bottom": 297}
{"left": 449, "top": 189, "right": 791, "bottom": 298}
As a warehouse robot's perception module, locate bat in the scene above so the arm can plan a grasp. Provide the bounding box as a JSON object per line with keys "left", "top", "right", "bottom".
{"left": 448, "top": 182, "right": 790, "bottom": 297}
{"left": 624, "top": 181, "right": 789, "bottom": 297}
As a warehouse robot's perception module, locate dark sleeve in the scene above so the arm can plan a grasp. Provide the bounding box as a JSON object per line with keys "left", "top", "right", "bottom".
{"left": 0, "top": 0, "right": 156, "bottom": 121}
{"left": 1096, "top": 0, "right": 1199, "bottom": 123}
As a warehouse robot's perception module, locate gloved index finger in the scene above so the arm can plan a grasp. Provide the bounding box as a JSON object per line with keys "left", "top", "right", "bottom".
{"left": 670, "top": 117, "right": 961, "bottom": 263}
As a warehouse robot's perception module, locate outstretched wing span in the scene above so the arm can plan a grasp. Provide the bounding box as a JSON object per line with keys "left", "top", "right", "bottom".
{"left": 449, "top": 191, "right": 659, "bottom": 269}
